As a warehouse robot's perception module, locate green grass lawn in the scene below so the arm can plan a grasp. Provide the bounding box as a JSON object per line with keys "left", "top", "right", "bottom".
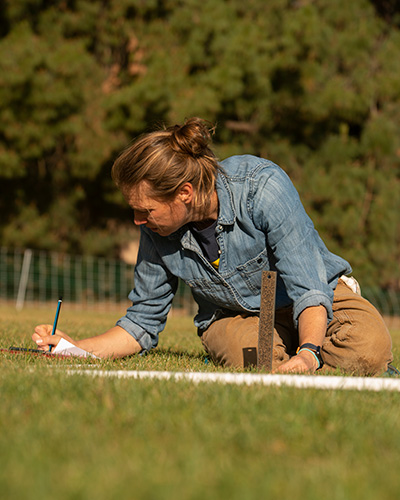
{"left": 1, "top": 304, "right": 400, "bottom": 500}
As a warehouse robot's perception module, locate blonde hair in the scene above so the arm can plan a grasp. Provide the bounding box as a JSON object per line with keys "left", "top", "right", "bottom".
{"left": 112, "top": 117, "right": 220, "bottom": 215}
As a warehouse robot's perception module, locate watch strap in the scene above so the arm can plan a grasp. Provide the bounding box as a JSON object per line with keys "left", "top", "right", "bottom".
{"left": 296, "top": 343, "right": 324, "bottom": 370}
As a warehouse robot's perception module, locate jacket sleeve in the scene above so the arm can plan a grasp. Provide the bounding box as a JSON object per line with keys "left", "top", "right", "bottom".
{"left": 251, "top": 164, "right": 336, "bottom": 325}
{"left": 116, "top": 228, "right": 178, "bottom": 350}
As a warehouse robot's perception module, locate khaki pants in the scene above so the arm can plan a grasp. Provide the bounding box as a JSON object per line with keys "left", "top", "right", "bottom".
{"left": 200, "top": 279, "right": 393, "bottom": 375}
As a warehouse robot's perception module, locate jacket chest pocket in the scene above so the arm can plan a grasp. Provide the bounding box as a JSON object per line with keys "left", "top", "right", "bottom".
{"left": 236, "top": 249, "right": 270, "bottom": 293}
{"left": 185, "top": 276, "right": 237, "bottom": 308}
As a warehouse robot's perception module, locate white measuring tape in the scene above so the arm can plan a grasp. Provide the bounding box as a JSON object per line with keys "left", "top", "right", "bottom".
{"left": 66, "top": 369, "right": 400, "bottom": 392}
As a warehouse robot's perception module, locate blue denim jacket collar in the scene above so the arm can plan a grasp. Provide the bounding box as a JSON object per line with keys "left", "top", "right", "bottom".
{"left": 215, "top": 172, "right": 236, "bottom": 226}
{"left": 167, "top": 171, "right": 236, "bottom": 243}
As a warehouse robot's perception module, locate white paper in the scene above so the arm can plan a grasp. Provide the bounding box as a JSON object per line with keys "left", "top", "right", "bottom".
{"left": 52, "top": 338, "right": 99, "bottom": 359}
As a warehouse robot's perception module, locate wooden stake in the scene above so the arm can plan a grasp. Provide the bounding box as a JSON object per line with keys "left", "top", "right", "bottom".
{"left": 257, "top": 270, "right": 277, "bottom": 371}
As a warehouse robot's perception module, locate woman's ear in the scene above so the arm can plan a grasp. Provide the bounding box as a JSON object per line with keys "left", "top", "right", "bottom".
{"left": 178, "top": 183, "right": 194, "bottom": 205}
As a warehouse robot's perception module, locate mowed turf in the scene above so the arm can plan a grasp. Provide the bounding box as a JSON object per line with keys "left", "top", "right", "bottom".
{"left": 1, "top": 304, "right": 400, "bottom": 500}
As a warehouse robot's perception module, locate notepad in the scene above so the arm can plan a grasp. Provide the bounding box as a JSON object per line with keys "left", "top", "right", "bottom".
{"left": 52, "top": 338, "right": 99, "bottom": 359}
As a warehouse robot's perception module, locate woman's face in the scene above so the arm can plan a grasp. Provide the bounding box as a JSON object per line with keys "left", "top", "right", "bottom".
{"left": 124, "top": 181, "right": 193, "bottom": 237}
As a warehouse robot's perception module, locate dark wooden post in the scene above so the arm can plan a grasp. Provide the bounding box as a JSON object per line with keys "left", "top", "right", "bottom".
{"left": 257, "top": 270, "right": 277, "bottom": 371}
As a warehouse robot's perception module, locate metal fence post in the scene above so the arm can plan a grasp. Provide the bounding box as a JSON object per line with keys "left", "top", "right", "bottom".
{"left": 16, "top": 249, "right": 33, "bottom": 310}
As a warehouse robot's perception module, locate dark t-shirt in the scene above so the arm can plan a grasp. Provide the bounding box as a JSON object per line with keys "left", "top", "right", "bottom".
{"left": 190, "top": 220, "right": 220, "bottom": 268}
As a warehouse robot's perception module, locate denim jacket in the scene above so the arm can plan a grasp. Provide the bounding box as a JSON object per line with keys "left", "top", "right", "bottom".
{"left": 117, "top": 155, "right": 352, "bottom": 351}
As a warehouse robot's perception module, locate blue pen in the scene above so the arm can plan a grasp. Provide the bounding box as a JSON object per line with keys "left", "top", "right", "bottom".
{"left": 49, "top": 297, "right": 62, "bottom": 353}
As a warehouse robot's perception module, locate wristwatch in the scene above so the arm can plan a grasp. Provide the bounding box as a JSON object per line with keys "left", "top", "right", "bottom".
{"left": 296, "top": 343, "right": 324, "bottom": 370}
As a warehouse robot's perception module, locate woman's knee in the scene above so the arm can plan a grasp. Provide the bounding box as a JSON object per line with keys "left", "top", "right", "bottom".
{"left": 328, "top": 284, "right": 394, "bottom": 375}
{"left": 201, "top": 313, "right": 291, "bottom": 370}
{"left": 324, "top": 310, "right": 392, "bottom": 375}
{"left": 201, "top": 315, "right": 259, "bottom": 369}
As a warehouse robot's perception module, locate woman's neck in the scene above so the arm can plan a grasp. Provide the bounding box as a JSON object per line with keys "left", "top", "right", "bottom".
{"left": 191, "top": 191, "right": 219, "bottom": 230}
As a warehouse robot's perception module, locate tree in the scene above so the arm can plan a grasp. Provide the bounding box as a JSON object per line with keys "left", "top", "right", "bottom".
{"left": 0, "top": 0, "right": 399, "bottom": 289}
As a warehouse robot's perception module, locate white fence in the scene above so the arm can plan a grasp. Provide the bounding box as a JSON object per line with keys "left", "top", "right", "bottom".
{"left": 0, "top": 247, "right": 134, "bottom": 310}
{"left": 0, "top": 247, "right": 398, "bottom": 321}
{"left": 0, "top": 247, "right": 195, "bottom": 313}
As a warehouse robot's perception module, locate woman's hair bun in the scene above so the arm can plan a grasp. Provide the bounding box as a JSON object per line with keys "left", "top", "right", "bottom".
{"left": 168, "top": 117, "right": 214, "bottom": 157}
{"left": 112, "top": 116, "right": 220, "bottom": 216}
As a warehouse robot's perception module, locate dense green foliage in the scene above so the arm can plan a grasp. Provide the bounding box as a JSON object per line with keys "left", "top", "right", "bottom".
{"left": 0, "top": 0, "right": 399, "bottom": 288}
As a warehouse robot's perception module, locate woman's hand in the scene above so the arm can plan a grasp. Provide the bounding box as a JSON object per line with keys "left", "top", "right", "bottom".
{"left": 32, "top": 324, "right": 76, "bottom": 352}
{"left": 273, "top": 304, "right": 327, "bottom": 374}
{"left": 273, "top": 349, "right": 319, "bottom": 374}
{"left": 33, "top": 324, "right": 142, "bottom": 358}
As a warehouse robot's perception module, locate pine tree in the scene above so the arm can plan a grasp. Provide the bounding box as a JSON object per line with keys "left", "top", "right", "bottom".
{"left": 0, "top": 0, "right": 398, "bottom": 289}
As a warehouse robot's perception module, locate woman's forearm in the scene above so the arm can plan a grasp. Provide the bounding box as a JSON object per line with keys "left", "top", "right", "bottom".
{"left": 76, "top": 326, "right": 143, "bottom": 358}
{"left": 297, "top": 305, "right": 328, "bottom": 347}
{"left": 275, "top": 305, "right": 328, "bottom": 373}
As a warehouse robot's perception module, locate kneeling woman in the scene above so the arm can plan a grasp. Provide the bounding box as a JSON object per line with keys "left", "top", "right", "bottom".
{"left": 32, "top": 117, "right": 393, "bottom": 375}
